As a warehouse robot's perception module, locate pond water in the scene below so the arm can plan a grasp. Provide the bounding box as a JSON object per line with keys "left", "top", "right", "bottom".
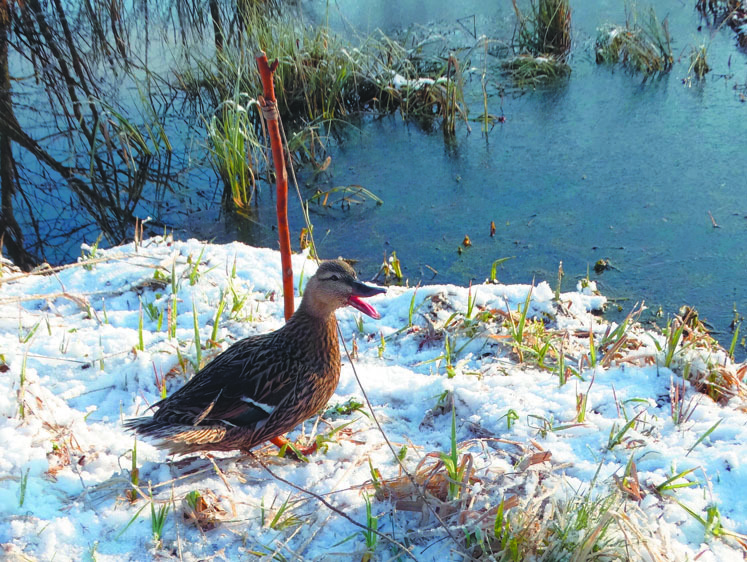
{"left": 7, "top": 1, "right": 747, "bottom": 358}
{"left": 195, "top": 1, "right": 747, "bottom": 356}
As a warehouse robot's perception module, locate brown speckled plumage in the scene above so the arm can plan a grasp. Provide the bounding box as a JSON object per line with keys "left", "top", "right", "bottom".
{"left": 124, "top": 260, "right": 385, "bottom": 455}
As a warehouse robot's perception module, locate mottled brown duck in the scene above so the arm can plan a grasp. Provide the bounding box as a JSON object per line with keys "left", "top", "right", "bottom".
{"left": 124, "top": 260, "right": 385, "bottom": 456}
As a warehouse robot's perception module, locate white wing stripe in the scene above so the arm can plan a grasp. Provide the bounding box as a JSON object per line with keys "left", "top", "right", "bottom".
{"left": 241, "top": 396, "right": 276, "bottom": 415}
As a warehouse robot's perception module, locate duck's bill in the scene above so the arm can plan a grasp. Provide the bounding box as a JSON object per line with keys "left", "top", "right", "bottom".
{"left": 348, "top": 281, "right": 386, "bottom": 319}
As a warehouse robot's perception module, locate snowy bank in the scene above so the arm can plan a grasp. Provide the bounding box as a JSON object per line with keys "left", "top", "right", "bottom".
{"left": 1, "top": 237, "right": 746, "bottom": 561}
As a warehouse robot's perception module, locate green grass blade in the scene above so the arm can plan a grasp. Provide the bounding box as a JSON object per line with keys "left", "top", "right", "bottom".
{"left": 686, "top": 419, "right": 722, "bottom": 456}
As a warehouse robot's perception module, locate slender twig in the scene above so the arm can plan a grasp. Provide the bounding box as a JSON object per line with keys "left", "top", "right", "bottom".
{"left": 0, "top": 252, "right": 164, "bottom": 286}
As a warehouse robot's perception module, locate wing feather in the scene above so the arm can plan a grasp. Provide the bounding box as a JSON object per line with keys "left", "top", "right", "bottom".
{"left": 151, "top": 332, "right": 309, "bottom": 430}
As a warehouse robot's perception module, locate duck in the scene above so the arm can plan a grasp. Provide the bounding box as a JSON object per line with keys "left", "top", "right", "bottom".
{"left": 124, "top": 259, "right": 386, "bottom": 456}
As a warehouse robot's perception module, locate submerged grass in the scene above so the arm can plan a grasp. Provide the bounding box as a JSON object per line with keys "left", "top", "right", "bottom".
{"left": 307, "top": 185, "right": 383, "bottom": 210}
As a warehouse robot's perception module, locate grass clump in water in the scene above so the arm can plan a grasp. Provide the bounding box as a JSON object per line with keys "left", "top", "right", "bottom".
{"left": 687, "top": 44, "right": 711, "bottom": 82}
{"left": 502, "top": 54, "right": 571, "bottom": 87}
{"left": 507, "top": 0, "right": 571, "bottom": 87}
{"left": 175, "top": 7, "right": 383, "bottom": 126}
{"left": 696, "top": 0, "right": 741, "bottom": 20}
{"left": 383, "top": 51, "right": 469, "bottom": 135}
{"left": 595, "top": 5, "right": 673, "bottom": 77}
{"left": 173, "top": 7, "right": 389, "bottom": 212}
{"left": 205, "top": 94, "right": 265, "bottom": 212}
{"left": 511, "top": 0, "right": 572, "bottom": 58}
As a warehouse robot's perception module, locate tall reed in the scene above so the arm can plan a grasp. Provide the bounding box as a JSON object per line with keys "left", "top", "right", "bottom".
{"left": 511, "top": 0, "right": 572, "bottom": 58}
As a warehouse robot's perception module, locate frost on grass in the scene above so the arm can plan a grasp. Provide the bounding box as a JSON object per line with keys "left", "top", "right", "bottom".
{"left": 0, "top": 237, "right": 746, "bottom": 561}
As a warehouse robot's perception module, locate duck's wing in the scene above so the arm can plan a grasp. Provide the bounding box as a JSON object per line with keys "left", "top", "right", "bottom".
{"left": 152, "top": 334, "right": 304, "bottom": 429}
{"left": 194, "top": 357, "right": 302, "bottom": 428}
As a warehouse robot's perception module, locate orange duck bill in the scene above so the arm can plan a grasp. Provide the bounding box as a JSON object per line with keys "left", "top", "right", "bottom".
{"left": 347, "top": 280, "right": 386, "bottom": 319}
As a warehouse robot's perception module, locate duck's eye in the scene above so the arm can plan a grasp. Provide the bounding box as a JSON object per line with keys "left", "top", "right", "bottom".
{"left": 329, "top": 274, "right": 339, "bottom": 281}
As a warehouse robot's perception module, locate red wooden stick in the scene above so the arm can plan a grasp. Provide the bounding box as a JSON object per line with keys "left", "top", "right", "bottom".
{"left": 256, "top": 51, "right": 294, "bottom": 321}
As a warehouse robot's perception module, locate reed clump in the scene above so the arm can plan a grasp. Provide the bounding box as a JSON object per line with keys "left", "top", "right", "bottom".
{"left": 595, "top": 6, "right": 673, "bottom": 77}
{"left": 511, "top": 0, "right": 572, "bottom": 58}
{"left": 205, "top": 95, "right": 265, "bottom": 212}
{"left": 697, "top": 0, "right": 747, "bottom": 51}
{"left": 696, "top": 0, "right": 741, "bottom": 19}
{"left": 688, "top": 44, "right": 711, "bottom": 81}
{"left": 172, "top": 8, "right": 474, "bottom": 212}
{"left": 174, "top": 7, "right": 382, "bottom": 127}
{"left": 381, "top": 48, "right": 469, "bottom": 134}
{"left": 502, "top": 54, "right": 571, "bottom": 87}
{"left": 507, "top": 0, "right": 572, "bottom": 87}
{"left": 175, "top": 9, "right": 470, "bottom": 146}
{"left": 174, "top": 8, "right": 386, "bottom": 210}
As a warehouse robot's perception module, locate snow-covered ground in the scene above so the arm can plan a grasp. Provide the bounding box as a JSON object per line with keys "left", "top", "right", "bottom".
{"left": 1, "top": 237, "right": 746, "bottom": 561}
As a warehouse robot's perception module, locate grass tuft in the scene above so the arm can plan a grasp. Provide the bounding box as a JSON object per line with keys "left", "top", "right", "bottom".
{"left": 502, "top": 55, "right": 571, "bottom": 87}
{"left": 18, "top": 468, "right": 30, "bottom": 507}
{"left": 182, "top": 489, "right": 227, "bottom": 531}
{"left": 595, "top": 5, "right": 673, "bottom": 77}
{"left": 511, "top": 0, "right": 572, "bottom": 58}
{"left": 361, "top": 494, "right": 379, "bottom": 560}
{"left": 150, "top": 495, "right": 170, "bottom": 548}
{"left": 205, "top": 95, "right": 265, "bottom": 212}
{"left": 687, "top": 43, "right": 710, "bottom": 82}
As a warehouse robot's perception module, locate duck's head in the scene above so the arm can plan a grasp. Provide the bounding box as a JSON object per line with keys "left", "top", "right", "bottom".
{"left": 300, "top": 260, "right": 386, "bottom": 319}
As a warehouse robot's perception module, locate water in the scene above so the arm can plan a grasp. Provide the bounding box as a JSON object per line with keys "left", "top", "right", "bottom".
{"left": 207, "top": 1, "right": 747, "bottom": 355}
{"left": 7, "top": 0, "right": 747, "bottom": 357}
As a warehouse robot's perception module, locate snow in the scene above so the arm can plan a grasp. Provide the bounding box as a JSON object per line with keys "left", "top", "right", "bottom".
{"left": 391, "top": 73, "right": 447, "bottom": 90}
{"left": 1, "top": 237, "right": 746, "bottom": 561}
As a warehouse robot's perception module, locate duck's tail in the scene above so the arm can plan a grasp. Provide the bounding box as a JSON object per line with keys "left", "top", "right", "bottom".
{"left": 123, "top": 416, "right": 231, "bottom": 454}
{"left": 122, "top": 416, "right": 163, "bottom": 437}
